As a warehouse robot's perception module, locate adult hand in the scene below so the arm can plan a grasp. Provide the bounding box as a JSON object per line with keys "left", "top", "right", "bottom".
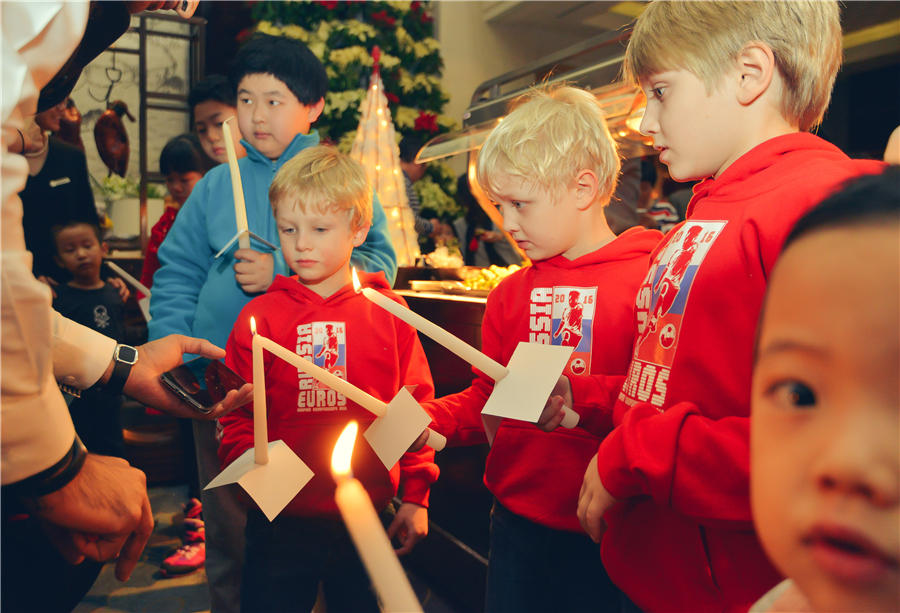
{"left": 577, "top": 453, "right": 616, "bottom": 543}
{"left": 387, "top": 503, "right": 428, "bottom": 555}
{"left": 536, "top": 375, "right": 572, "bottom": 432}
{"left": 122, "top": 334, "right": 253, "bottom": 419}
{"left": 234, "top": 249, "right": 274, "bottom": 294}
{"left": 37, "top": 275, "right": 59, "bottom": 299}
{"left": 31, "top": 454, "right": 153, "bottom": 582}
{"left": 20, "top": 116, "right": 46, "bottom": 155}
{"left": 107, "top": 276, "right": 130, "bottom": 302}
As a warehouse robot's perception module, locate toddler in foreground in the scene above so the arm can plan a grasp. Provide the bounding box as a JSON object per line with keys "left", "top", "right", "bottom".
{"left": 750, "top": 166, "right": 899, "bottom": 612}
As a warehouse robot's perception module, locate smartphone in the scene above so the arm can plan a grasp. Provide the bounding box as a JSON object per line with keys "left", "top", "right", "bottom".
{"left": 160, "top": 356, "right": 246, "bottom": 414}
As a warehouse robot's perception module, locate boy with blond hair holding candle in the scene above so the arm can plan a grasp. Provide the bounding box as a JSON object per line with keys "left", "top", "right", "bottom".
{"left": 571, "top": 2, "right": 886, "bottom": 611}
{"left": 149, "top": 34, "right": 397, "bottom": 610}
{"left": 421, "top": 85, "right": 662, "bottom": 613}
{"left": 219, "top": 145, "right": 438, "bottom": 613}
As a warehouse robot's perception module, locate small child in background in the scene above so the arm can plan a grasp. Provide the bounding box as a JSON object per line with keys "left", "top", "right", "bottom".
{"left": 51, "top": 220, "right": 128, "bottom": 457}
{"left": 220, "top": 145, "right": 438, "bottom": 613}
{"left": 750, "top": 166, "right": 899, "bottom": 613}
{"left": 143, "top": 133, "right": 211, "bottom": 578}
{"left": 189, "top": 74, "right": 243, "bottom": 166}
{"left": 419, "top": 85, "right": 662, "bottom": 613}
{"left": 140, "top": 133, "right": 210, "bottom": 291}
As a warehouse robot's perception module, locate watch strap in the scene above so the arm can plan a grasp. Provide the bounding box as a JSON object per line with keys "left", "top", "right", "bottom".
{"left": 105, "top": 344, "right": 137, "bottom": 395}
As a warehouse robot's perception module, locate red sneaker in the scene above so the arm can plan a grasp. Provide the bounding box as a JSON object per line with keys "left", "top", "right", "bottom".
{"left": 160, "top": 542, "right": 205, "bottom": 577}
{"left": 183, "top": 497, "right": 203, "bottom": 520}
{"left": 183, "top": 517, "right": 205, "bottom": 543}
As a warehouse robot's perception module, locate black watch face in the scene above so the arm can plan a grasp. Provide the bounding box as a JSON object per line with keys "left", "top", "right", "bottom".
{"left": 117, "top": 345, "right": 138, "bottom": 363}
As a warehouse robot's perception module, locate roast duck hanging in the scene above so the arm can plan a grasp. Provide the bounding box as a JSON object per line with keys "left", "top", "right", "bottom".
{"left": 94, "top": 99, "right": 134, "bottom": 177}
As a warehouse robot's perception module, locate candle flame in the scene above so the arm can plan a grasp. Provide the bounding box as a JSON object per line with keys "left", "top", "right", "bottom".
{"left": 331, "top": 421, "right": 358, "bottom": 477}
{"left": 351, "top": 267, "right": 361, "bottom": 293}
{"left": 250, "top": 316, "right": 257, "bottom": 335}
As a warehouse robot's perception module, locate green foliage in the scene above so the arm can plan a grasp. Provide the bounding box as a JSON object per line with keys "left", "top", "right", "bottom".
{"left": 251, "top": 0, "right": 462, "bottom": 220}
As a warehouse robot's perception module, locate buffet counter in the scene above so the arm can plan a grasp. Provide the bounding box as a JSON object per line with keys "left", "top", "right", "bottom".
{"left": 394, "top": 289, "right": 493, "bottom": 612}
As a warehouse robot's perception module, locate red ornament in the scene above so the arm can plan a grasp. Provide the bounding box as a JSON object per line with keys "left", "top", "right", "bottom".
{"left": 414, "top": 111, "right": 439, "bottom": 133}
{"left": 315, "top": 0, "right": 338, "bottom": 9}
{"left": 386, "top": 92, "right": 399, "bottom": 104}
{"left": 371, "top": 9, "right": 396, "bottom": 26}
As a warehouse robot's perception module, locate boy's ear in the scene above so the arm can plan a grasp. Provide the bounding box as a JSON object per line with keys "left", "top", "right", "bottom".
{"left": 100, "top": 241, "right": 110, "bottom": 258}
{"left": 735, "top": 42, "right": 776, "bottom": 106}
{"left": 352, "top": 223, "right": 370, "bottom": 247}
{"left": 307, "top": 98, "right": 325, "bottom": 124}
{"left": 572, "top": 169, "right": 600, "bottom": 211}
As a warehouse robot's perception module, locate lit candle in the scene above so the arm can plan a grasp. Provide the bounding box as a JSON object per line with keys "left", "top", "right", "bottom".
{"left": 249, "top": 317, "right": 269, "bottom": 465}
{"left": 249, "top": 317, "right": 445, "bottom": 450}
{"left": 331, "top": 422, "right": 423, "bottom": 613}
{"left": 223, "top": 116, "right": 250, "bottom": 249}
{"left": 352, "top": 269, "right": 509, "bottom": 381}
{"left": 352, "top": 270, "right": 579, "bottom": 429}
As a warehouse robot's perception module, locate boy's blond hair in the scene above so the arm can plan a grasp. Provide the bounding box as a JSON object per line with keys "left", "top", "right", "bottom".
{"left": 269, "top": 145, "right": 372, "bottom": 229}
{"left": 625, "top": 0, "right": 841, "bottom": 132}
{"left": 476, "top": 85, "right": 620, "bottom": 206}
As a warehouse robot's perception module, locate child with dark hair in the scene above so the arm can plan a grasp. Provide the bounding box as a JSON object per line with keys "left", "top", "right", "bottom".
{"left": 750, "top": 166, "right": 899, "bottom": 613}
{"left": 143, "top": 133, "right": 212, "bottom": 578}
{"left": 189, "top": 74, "right": 242, "bottom": 166}
{"left": 398, "top": 133, "right": 450, "bottom": 245}
{"left": 149, "top": 33, "right": 397, "bottom": 611}
{"left": 139, "top": 133, "right": 209, "bottom": 291}
{"left": 51, "top": 220, "right": 127, "bottom": 458}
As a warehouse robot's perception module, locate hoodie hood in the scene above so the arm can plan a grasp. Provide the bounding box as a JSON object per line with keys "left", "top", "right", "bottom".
{"left": 688, "top": 133, "right": 846, "bottom": 214}
{"left": 241, "top": 130, "right": 320, "bottom": 170}
{"left": 267, "top": 269, "right": 392, "bottom": 307}
{"left": 539, "top": 226, "right": 663, "bottom": 271}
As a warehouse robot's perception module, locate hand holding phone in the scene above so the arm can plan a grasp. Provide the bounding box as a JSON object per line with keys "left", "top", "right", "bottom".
{"left": 160, "top": 356, "right": 247, "bottom": 414}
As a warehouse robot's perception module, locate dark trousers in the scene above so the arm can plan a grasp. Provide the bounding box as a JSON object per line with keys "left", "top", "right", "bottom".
{"left": 241, "top": 509, "right": 381, "bottom": 613}
{"left": 1, "top": 509, "right": 102, "bottom": 612}
{"left": 485, "top": 500, "right": 625, "bottom": 613}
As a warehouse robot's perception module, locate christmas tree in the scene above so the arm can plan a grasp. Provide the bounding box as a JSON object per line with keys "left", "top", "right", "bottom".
{"left": 350, "top": 48, "right": 420, "bottom": 267}
{"left": 250, "top": 1, "right": 464, "bottom": 248}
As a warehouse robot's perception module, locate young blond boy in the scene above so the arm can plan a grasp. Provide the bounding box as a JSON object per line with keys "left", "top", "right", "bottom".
{"left": 750, "top": 167, "right": 899, "bottom": 613}
{"left": 574, "top": 2, "right": 886, "bottom": 611}
{"left": 219, "top": 146, "right": 438, "bottom": 612}
{"left": 148, "top": 34, "right": 397, "bottom": 609}
{"left": 422, "top": 86, "right": 662, "bottom": 612}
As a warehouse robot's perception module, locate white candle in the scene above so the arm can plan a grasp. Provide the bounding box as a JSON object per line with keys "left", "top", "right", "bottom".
{"left": 352, "top": 270, "right": 509, "bottom": 382}
{"left": 223, "top": 116, "right": 250, "bottom": 249}
{"left": 250, "top": 318, "right": 445, "bottom": 450}
{"left": 331, "top": 422, "right": 423, "bottom": 613}
{"left": 250, "top": 317, "right": 269, "bottom": 465}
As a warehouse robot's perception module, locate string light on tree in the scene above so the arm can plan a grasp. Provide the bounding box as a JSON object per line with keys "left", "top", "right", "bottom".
{"left": 350, "top": 46, "right": 420, "bottom": 267}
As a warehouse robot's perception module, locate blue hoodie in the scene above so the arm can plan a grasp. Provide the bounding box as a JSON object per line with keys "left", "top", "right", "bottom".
{"left": 148, "top": 131, "right": 397, "bottom": 348}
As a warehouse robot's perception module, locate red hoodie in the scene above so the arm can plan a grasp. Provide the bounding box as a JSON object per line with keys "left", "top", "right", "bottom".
{"left": 139, "top": 196, "right": 179, "bottom": 296}
{"left": 220, "top": 271, "right": 439, "bottom": 517}
{"left": 426, "top": 227, "right": 661, "bottom": 532}
{"left": 596, "top": 133, "right": 885, "bottom": 612}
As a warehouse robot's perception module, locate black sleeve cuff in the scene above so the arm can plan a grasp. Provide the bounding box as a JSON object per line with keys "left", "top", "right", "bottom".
{"left": 2, "top": 436, "right": 87, "bottom": 501}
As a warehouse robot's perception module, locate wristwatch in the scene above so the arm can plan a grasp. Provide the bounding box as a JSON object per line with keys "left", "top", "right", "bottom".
{"left": 105, "top": 344, "right": 138, "bottom": 395}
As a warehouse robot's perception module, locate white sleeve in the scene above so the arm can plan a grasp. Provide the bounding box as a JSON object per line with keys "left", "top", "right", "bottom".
{"left": 1, "top": 1, "right": 91, "bottom": 484}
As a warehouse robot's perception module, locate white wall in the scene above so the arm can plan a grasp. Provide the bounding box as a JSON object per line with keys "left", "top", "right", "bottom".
{"left": 435, "top": 1, "right": 590, "bottom": 171}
